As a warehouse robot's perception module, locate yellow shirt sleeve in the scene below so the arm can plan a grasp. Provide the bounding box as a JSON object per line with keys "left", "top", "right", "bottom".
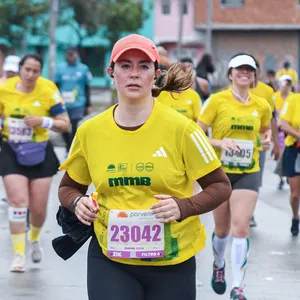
{"left": 59, "top": 133, "right": 92, "bottom": 185}
{"left": 198, "top": 96, "right": 218, "bottom": 125}
{"left": 261, "top": 102, "right": 272, "bottom": 127}
{"left": 182, "top": 120, "right": 221, "bottom": 180}
{"left": 0, "top": 87, "right": 4, "bottom": 115}
{"left": 293, "top": 70, "right": 298, "bottom": 83}
{"left": 280, "top": 97, "right": 294, "bottom": 123}
{"left": 264, "top": 87, "right": 275, "bottom": 113}
{"left": 192, "top": 92, "right": 202, "bottom": 121}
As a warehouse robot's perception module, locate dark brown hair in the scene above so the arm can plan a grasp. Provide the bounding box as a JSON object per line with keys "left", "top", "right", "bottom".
{"left": 19, "top": 53, "right": 43, "bottom": 70}
{"left": 152, "top": 63, "right": 193, "bottom": 97}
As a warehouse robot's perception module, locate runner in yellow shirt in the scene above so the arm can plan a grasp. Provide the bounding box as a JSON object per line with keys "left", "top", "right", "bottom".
{"left": 198, "top": 54, "right": 272, "bottom": 299}
{"left": 248, "top": 56, "right": 279, "bottom": 227}
{"left": 57, "top": 34, "right": 231, "bottom": 300}
{"left": 274, "top": 75, "right": 293, "bottom": 114}
{"left": 0, "top": 53, "right": 70, "bottom": 272}
{"left": 273, "top": 75, "right": 293, "bottom": 189}
{"left": 156, "top": 88, "right": 201, "bottom": 122}
{"left": 276, "top": 61, "right": 298, "bottom": 92}
{"left": 280, "top": 94, "right": 300, "bottom": 236}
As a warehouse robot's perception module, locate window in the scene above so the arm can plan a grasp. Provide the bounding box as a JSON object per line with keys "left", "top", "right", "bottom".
{"left": 84, "top": 47, "right": 106, "bottom": 77}
{"left": 162, "top": 0, "right": 171, "bottom": 15}
{"left": 221, "top": 0, "right": 244, "bottom": 7}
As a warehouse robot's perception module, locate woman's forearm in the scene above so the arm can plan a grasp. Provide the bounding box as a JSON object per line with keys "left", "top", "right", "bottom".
{"left": 173, "top": 167, "right": 232, "bottom": 220}
{"left": 52, "top": 113, "right": 70, "bottom": 133}
{"left": 280, "top": 120, "right": 300, "bottom": 140}
{"left": 58, "top": 172, "right": 88, "bottom": 209}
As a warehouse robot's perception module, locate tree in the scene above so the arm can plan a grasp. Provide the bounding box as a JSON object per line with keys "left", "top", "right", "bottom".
{"left": 100, "top": 0, "right": 148, "bottom": 48}
{"left": 0, "top": 0, "right": 49, "bottom": 50}
{"left": 64, "top": 0, "right": 148, "bottom": 49}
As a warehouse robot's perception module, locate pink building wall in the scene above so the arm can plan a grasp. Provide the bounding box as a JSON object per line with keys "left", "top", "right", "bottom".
{"left": 154, "top": 0, "right": 204, "bottom": 64}
{"left": 154, "top": 0, "right": 195, "bottom": 41}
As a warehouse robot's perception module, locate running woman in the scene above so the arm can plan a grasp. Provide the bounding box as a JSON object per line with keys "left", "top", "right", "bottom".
{"left": 198, "top": 54, "right": 272, "bottom": 299}
{"left": 248, "top": 55, "right": 279, "bottom": 227}
{"left": 58, "top": 34, "right": 232, "bottom": 300}
{"left": 180, "top": 57, "right": 210, "bottom": 103}
{"left": 0, "top": 53, "right": 70, "bottom": 272}
{"left": 280, "top": 94, "right": 300, "bottom": 236}
{"left": 276, "top": 61, "right": 298, "bottom": 92}
{"left": 273, "top": 75, "right": 293, "bottom": 189}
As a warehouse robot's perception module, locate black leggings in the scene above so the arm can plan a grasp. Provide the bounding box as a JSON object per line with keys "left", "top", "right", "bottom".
{"left": 87, "top": 237, "right": 196, "bottom": 300}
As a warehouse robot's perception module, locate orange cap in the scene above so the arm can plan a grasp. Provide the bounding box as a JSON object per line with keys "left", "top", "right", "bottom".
{"left": 110, "top": 34, "right": 160, "bottom": 65}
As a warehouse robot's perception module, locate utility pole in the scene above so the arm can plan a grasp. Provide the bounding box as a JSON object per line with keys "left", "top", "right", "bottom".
{"left": 48, "top": 0, "right": 59, "bottom": 80}
{"left": 206, "top": 0, "right": 212, "bottom": 54}
{"left": 177, "top": 0, "right": 184, "bottom": 60}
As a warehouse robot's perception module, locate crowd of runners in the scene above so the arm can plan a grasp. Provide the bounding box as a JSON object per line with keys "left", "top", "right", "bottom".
{"left": 0, "top": 33, "right": 300, "bottom": 300}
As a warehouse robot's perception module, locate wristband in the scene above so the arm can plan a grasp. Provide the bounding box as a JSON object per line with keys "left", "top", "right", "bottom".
{"left": 70, "top": 195, "right": 88, "bottom": 213}
{"left": 41, "top": 117, "right": 54, "bottom": 129}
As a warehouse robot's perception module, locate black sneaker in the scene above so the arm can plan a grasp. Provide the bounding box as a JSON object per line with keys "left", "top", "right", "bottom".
{"left": 230, "top": 287, "right": 247, "bottom": 300}
{"left": 291, "top": 218, "right": 299, "bottom": 236}
{"left": 211, "top": 261, "right": 226, "bottom": 295}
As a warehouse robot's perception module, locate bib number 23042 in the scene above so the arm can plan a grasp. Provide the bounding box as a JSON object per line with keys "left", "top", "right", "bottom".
{"left": 221, "top": 139, "right": 254, "bottom": 167}
{"left": 107, "top": 210, "right": 164, "bottom": 259}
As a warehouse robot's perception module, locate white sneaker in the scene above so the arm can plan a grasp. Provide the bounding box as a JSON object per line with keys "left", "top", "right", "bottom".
{"left": 30, "top": 241, "right": 43, "bottom": 263}
{"left": 10, "top": 253, "right": 25, "bottom": 273}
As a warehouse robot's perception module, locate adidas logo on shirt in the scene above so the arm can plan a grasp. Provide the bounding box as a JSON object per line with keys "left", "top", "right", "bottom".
{"left": 152, "top": 146, "right": 168, "bottom": 157}
{"left": 33, "top": 101, "right": 41, "bottom": 107}
{"left": 252, "top": 110, "right": 258, "bottom": 117}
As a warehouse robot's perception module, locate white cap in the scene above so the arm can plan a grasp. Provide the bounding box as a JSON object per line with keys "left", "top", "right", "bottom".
{"left": 228, "top": 55, "right": 257, "bottom": 70}
{"left": 3, "top": 55, "right": 20, "bottom": 73}
{"left": 279, "top": 74, "right": 292, "bottom": 83}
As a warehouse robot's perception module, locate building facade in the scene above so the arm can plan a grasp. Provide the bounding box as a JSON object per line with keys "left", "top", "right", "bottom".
{"left": 0, "top": 0, "right": 154, "bottom": 88}
{"left": 195, "top": 0, "right": 300, "bottom": 86}
{"left": 154, "top": 0, "right": 205, "bottom": 64}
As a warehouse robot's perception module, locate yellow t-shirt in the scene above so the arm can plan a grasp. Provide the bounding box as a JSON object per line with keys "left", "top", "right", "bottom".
{"left": 198, "top": 89, "right": 272, "bottom": 174}
{"left": 156, "top": 88, "right": 202, "bottom": 122}
{"left": 280, "top": 94, "right": 300, "bottom": 146}
{"left": 60, "top": 101, "right": 221, "bottom": 266}
{"left": 0, "top": 76, "right": 65, "bottom": 142}
{"left": 273, "top": 91, "right": 294, "bottom": 113}
{"left": 276, "top": 68, "right": 298, "bottom": 85}
{"left": 250, "top": 81, "right": 275, "bottom": 113}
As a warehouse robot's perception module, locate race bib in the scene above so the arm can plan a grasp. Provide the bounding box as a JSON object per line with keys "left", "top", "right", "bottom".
{"left": 62, "top": 91, "right": 75, "bottom": 103}
{"left": 107, "top": 210, "right": 164, "bottom": 259}
{"left": 221, "top": 139, "right": 254, "bottom": 167}
{"left": 8, "top": 118, "right": 33, "bottom": 143}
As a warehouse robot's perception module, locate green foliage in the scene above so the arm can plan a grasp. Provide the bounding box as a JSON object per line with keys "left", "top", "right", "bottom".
{"left": 63, "top": 0, "right": 148, "bottom": 47}
{"left": 0, "top": 0, "right": 49, "bottom": 47}
{"left": 0, "top": 0, "right": 148, "bottom": 50}
{"left": 100, "top": 0, "right": 148, "bottom": 47}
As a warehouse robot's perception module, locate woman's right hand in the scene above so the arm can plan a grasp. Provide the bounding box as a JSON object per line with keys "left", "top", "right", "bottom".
{"left": 218, "top": 139, "right": 240, "bottom": 152}
{"left": 75, "top": 196, "right": 99, "bottom": 226}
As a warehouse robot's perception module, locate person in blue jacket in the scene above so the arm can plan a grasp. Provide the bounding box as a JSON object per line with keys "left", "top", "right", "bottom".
{"left": 54, "top": 47, "right": 93, "bottom": 153}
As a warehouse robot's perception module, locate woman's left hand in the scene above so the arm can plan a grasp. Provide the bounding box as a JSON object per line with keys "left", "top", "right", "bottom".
{"left": 24, "top": 115, "right": 43, "bottom": 128}
{"left": 260, "top": 128, "right": 272, "bottom": 150}
{"left": 151, "top": 195, "right": 181, "bottom": 223}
